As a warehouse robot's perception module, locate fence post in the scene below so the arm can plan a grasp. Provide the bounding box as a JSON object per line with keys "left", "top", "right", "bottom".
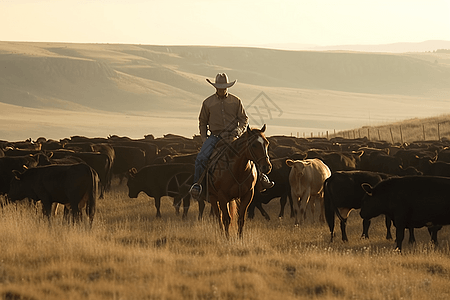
{"left": 423, "top": 124, "right": 426, "bottom": 140}
{"left": 438, "top": 123, "right": 441, "bottom": 141}
{"left": 378, "top": 129, "right": 381, "bottom": 141}
{"left": 400, "top": 126, "right": 403, "bottom": 144}
{"left": 367, "top": 128, "right": 370, "bottom": 141}
{"left": 390, "top": 127, "right": 394, "bottom": 144}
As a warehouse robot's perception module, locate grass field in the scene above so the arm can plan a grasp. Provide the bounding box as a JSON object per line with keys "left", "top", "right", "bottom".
{"left": 1, "top": 179, "right": 450, "bottom": 300}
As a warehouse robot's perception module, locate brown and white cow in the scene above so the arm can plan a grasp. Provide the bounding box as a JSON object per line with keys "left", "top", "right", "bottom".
{"left": 286, "top": 158, "right": 331, "bottom": 225}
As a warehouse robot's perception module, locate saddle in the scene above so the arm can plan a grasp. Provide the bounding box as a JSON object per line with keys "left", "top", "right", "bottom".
{"left": 197, "top": 137, "right": 234, "bottom": 186}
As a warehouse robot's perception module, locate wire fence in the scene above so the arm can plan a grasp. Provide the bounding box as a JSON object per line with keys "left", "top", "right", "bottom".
{"left": 290, "top": 120, "right": 450, "bottom": 144}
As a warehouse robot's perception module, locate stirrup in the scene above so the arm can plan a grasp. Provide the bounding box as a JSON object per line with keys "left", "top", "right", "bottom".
{"left": 189, "top": 183, "right": 202, "bottom": 200}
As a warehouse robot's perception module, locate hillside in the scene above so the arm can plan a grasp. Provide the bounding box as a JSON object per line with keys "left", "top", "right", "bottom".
{"left": 1, "top": 41, "right": 450, "bottom": 140}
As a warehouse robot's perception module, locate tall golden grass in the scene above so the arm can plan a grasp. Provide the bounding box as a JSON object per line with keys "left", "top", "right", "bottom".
{"left": 1, "top": 181, "right": 450, "bottom": 300}
{"left": 334, "top": 114, "right": 450, "bottom": 143}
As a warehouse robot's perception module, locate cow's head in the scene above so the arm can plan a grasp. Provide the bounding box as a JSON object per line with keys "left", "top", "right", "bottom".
{"left": 7, "top": 168, "right": 28, "bottom": 202}
{"left": 359, "top": 182, "right": 385, "bottom": 221}
{"left": 126, "top": 168, "right": 140, "bottom": 198}
{"left": 285, "top": 159, "right": 311, "bottom": 177}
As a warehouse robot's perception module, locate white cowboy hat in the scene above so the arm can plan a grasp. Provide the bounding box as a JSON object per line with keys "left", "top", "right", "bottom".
{"left": 206, "top": 73, "right": 237, "bottom": 89}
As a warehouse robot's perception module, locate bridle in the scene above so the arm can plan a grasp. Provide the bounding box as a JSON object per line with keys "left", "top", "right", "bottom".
{"left": 246, "top": 132, "right": 270, "bottom": 169}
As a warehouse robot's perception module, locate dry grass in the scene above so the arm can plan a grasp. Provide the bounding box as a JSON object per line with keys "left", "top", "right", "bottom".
{"left": 334, "top": 114, "right": 450, "bottom": 143}
{"left": 1, "top": 182, "right": 450, "bottom": 300}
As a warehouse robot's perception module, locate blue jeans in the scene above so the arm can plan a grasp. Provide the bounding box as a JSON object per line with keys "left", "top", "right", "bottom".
{"left": 194, "top": 135, "right": 221, "bottom": 183}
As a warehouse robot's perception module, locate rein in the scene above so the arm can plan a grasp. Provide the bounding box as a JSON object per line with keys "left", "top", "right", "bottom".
{"left": 209, "top": 133, "right": 264, "bottom": 200}
{"left": 246, "top": 135, "right": 269, "bottom": 168}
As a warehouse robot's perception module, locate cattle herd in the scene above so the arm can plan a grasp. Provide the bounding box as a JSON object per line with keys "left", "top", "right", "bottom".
{"left": 1, "top": 132, "right": 450, "bottom": 251}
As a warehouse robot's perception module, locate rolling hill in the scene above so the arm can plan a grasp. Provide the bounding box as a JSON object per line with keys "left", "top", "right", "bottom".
{"left": 1, "top": 41, "right": 450, "bottom": 141}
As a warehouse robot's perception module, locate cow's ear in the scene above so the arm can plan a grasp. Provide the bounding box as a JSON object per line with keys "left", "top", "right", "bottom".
{"left": 352, "top": 150, "right": 363, "bottom": 157}
{"left": 12, "top": 170, "right": 22, "bottom": 180}
{"left": 361, "top": 183, "right": 373, "bottom": 196}
{"left": 286, "top": 159, "right": 295, "bottom": 167}
{"left": 128, "top": 168, "right": 137, "bottom": 178}
{"left": 22, "top": 165, "right": 28, "bottom": 170}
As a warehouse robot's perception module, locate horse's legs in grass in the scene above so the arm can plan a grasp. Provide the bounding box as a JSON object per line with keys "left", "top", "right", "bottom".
{"left": 218, "top": 195, "right": 231, "bottom": 238}
{"left": 238, "top": 190, "right": 254, "bottom": 238}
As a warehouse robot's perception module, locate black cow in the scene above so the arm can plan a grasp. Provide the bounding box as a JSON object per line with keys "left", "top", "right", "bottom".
{"left": 323, "top": 170, "right": 392, "bottom": 242}
{"left": 247, "top": 157, "right": 293, "bottom": 220}
{"left": 109, "top": 141, "right": 158, "bottom": 166}
{"left": 306, "top": 150, "right": 358, "bottom": 172}
{"left": 360, "top": 175, "right": 450, "bottom": 251}
{"left": 51, "top": 151, "right": 112, "bottom": 199}
{"left": 437, "top": 147, "right": 450, "bottom": 163}
{"left": 8, "top": 163, "right": 98, "bottom": 225}
{"left": 112, "top": 146, "right": 146, "bottom": 183}
{"left": 360, "top": 151, "right": 404, "bottom": 175}
{"left": 127, "top": 163, "right": 195, "bottom": 219}
{"left": 0, "top": 155, "right": 41, "bottom": 195}
{"left": 417, "top": 158, "right": 450, "bottom": 177}
{"left": 4, "top": 148, "right": 42, "bottom": 157}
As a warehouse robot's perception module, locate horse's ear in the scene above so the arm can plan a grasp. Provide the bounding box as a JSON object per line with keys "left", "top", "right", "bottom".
{"left": 261, "top": 124, "right": 266, "bottom": 133}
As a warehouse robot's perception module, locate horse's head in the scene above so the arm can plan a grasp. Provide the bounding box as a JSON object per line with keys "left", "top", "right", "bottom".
{"left": 245, "top": 124, "right": 272, "bottom": 174}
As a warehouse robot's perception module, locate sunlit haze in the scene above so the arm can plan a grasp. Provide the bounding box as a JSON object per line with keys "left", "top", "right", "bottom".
{"left": 1, "top": 0, "right": 450, "bottom": 47}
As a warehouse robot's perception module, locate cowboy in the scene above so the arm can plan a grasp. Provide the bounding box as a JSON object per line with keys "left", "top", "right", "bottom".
{"left": 190, "top": 73, "right": 274, "bottom": 199}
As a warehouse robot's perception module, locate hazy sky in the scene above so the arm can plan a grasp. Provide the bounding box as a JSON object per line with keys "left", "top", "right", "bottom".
{"left": 1, "top": 0, "right": 449, "bottom": 47}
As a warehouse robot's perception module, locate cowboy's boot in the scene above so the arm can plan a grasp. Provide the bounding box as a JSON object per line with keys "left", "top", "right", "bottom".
{"left": 189, "top": 183, "right": 202, "bottom": 200}
{"left": 257, "top": 173, "right": 274, "bottom": 192}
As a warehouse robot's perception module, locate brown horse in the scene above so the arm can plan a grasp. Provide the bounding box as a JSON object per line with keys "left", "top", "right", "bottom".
{"left": 207, "top": 124, "right": 272, "bottom": 237}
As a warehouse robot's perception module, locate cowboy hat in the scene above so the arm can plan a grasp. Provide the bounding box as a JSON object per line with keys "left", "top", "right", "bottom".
{"left": 206, "top": 73, "right": 237, "bottom": 89}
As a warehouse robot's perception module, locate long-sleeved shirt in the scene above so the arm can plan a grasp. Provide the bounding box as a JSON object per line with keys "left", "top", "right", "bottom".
{"left": 198, "top": 92, "right": 248, "bottom": 140}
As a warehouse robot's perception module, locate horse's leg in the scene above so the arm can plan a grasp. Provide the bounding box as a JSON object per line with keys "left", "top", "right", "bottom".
{"left": 247, "top": 200, "right": 256, "bottom": 219}
{"left": 218, "top": 196, "right": 231, "bottom": 238}
{"left": 208, "top": 195, "right": 221, "bottom": 228}
{"left": 238, "top": 190, "right": 254, "bottom": 238}
{"left": 197, "top": 196, "right": 205, "bottom": 221}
